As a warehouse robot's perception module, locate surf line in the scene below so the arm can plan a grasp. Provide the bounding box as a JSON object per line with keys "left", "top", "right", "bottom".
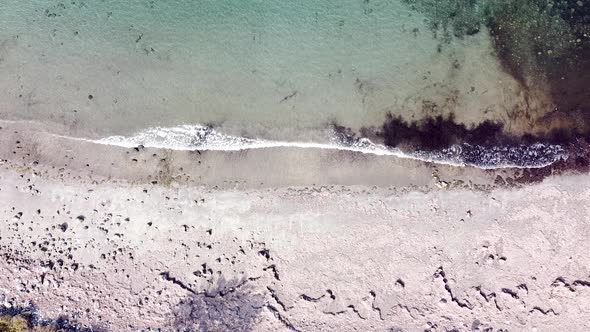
{"left": 47, "top": 124, "right": 567, "bottom": 170}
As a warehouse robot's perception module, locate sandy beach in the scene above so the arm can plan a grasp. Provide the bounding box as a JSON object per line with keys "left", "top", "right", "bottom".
{"left": 0, "top": 122, "right": 589, "bottom": 331}
{"left": 1, "top": 1, "right": 589, "bottom": 331}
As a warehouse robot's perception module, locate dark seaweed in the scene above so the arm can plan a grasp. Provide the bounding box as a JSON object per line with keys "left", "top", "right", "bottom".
{"left": 0, "top": 301, "right": 105, "bottom": 332}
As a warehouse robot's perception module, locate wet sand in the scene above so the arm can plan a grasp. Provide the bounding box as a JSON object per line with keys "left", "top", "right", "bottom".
{"left": 1, "top": 122, "right": 590, "bottom": 331}
{"left": 0, "top": 120, "right": 509, "bottom": 189}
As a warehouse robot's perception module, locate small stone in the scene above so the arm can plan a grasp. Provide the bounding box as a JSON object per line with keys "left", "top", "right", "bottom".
{"left": 58, "top": 223, "right": 68, "bottom": 232}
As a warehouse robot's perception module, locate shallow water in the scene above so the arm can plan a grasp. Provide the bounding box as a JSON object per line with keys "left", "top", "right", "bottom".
{"left": 0, "top": 0, "right": 514, "bottom": 135}
{"left": 0, "top": 0, "right": 429, "bottom": 135}
{"left": 0, "top": 0, "right": 588, "bottom": 166}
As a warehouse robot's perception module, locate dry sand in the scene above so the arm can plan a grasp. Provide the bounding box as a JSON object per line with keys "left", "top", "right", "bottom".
{"left": 0, "top": 121, "right": 589, "bottom": 332}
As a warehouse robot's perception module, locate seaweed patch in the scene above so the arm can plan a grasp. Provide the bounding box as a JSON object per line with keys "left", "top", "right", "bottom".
{"left": 0, "top": 300, "right": 104, "bottom": 332}
{"left": 404, "top": 0, "right": 590, "bottom": 137}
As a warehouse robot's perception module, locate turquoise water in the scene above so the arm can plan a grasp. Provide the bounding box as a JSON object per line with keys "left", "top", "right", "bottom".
{"left": 0, "top": 0, "right": 588, "bottom": 159}
{"left": 0, "top": 0, "right": 506, "bottom": 138}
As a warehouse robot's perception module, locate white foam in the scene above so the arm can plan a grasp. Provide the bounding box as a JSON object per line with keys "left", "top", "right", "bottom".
{"left": 58, "top": 124, "right": 567, "bottom": 169}
{"left": 91, "top": 124, "right": 428, "bottom": 159}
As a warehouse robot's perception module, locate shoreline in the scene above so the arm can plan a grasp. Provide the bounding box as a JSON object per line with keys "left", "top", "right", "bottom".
{"left": 0, "top": 120, "right": 590, "bottom": 180}
{"left": 0, "top": 121, "right": 589, "bottom": 331}
{"left": 0, "top": 120, "right": 497, "bottom": 189}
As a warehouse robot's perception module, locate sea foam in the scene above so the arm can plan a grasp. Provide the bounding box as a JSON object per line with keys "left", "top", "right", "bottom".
{"left": 83, "top": 124, "right": 568, "bottom": 169}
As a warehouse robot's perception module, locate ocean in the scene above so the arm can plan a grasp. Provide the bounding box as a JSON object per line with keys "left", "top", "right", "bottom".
{"left": 0, "top": 0, "right": 588, "bottom": 168}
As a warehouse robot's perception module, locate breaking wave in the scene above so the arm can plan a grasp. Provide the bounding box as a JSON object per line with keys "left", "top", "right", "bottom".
{"left": 84, "top": 124, "right": 567, "bottom": 169}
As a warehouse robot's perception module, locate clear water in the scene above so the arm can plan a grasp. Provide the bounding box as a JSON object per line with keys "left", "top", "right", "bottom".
{"left": 0, "top": 0, "right": 588, "bottom": 167}
{"left": 0, "top": 1, "right": 512, "bottom": 135}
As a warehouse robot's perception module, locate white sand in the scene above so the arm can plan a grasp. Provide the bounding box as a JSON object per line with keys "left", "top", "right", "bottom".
{"left": 0, "top": 122, "right": 589, "bottom": 331}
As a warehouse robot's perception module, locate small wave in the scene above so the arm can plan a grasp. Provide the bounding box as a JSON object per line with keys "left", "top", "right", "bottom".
{"left": 76, "top": 124, "right": 567, "bottom": 169}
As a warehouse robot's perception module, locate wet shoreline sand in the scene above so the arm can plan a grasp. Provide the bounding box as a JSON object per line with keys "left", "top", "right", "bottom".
{"left": 2, "top": 120, "right": 586, "bottom": 189}
{"left": 1, "top": 122, "right": 590, "bottom": 331}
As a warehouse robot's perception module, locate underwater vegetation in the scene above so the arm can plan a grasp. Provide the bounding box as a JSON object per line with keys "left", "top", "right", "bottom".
{"left": 0, "top": 303, "right": 103, "bottom": 332}
{"left": 401, "top": 0, "right": 590, "bottom": 140}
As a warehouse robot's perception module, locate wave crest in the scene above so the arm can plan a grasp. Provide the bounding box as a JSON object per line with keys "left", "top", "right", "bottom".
{"left": 91, "top": 124, "right": 567, "bottom": 169}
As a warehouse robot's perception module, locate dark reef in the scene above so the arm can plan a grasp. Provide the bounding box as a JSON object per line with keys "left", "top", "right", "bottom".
{"left": 383, "top": 0, "right": 590, "bottom": 174}
{"left": 349, "top": 113, "right": 588, "bottom": 152}
{"left": 331, "top": 111, "right": 590, "bottom": 179}
{"left": 404, "top": 0, "right": 590, "bottom": 140}
{"left": 378, "top": 113, "right": 505, "bottom": 150}
{"left": 487, "top": 0, "right": 590, "bottom": 118}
